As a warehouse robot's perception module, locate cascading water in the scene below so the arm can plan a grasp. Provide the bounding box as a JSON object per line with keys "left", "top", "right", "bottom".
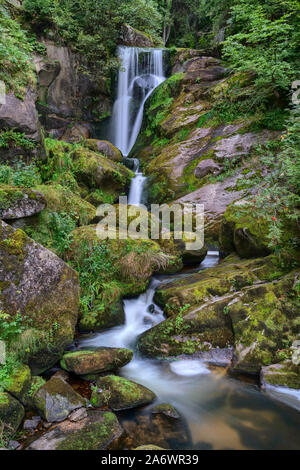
{"left": 110, "top": 46, "right": 166, "bottom": 206}
{"left": 77, "top": 46, "right": 300, "bottom": 450}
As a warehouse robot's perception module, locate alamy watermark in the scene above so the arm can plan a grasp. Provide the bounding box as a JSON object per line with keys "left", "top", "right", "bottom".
{"left": 96, "top": 197, "right": 204, "bottom": 251}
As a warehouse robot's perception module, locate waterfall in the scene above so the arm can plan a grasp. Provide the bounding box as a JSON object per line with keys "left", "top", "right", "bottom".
{"left": 110, "top": 46, "right": 166, "bottom": 206}
{"left": 110, "top": 46, "right": 166, "bottom": 158}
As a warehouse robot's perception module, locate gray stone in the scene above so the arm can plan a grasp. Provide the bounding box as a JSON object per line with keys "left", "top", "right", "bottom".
{"left": 33, "top": 377, "right": 86, "bottom": 423}
{"left": 0, "top": 188, "right": 46, "bottom": 220}
{"left": 0, "top": 89, "right": 41, "bottom": 141}
{"left": 194, "top": 159, "right": 221, "bottom": 179}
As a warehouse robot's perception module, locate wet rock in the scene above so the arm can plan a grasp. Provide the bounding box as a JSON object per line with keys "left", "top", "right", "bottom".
{"left": 2, "top": 364, "right": 31, "bottom": 406}
{"left": 122, "top": 411, "right": 188, "bottom": 450}
{"left": 194, "top": 159, "right": 221, "bottom": 179}
{"left": 33, "top": 376, "right": 86, "bottom": 423}
{"left": 261, "top": 362, "right": 300, "bottom": 391}
{"left": 23, "top": 416, "right": 41, "bottom": 431}
{"left": 151, "top": 403, "right": 181, "bottom": 420}
{"left": 27, "top": 411, "right": 123, "bottom": 450}
{"left": 175, "top": 238, "right": 207, "bottom": 266}
{"left": 0, "top": 187, "right": 46, "bottom": 220}
{"left": 0, "top": 392, "right": 25, "bottom": 437}
{"left": 84, "top": 140, "right": 122, "bottom": 162}
{"left": 34, "top": 55, "right": 61, "bottom": 103}
{"left": 91, "top": 375, "right": 156, "bottom": 411}
{"left": 0, "top": 89, "right": 41, "bottom": 142}
{"left": 121, "top": 24, "right": 154, "bottom": 48}
{"left": 60, "top": 348, "right": 133, "bottom": 376}
{"left": 68, "top": 408, "right": 88, "bottom": 423}
{"left": 0, "top": 221, "right": 80, "bottom": 374}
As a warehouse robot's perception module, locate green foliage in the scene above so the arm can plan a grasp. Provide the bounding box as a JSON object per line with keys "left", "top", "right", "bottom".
{"left": 246, "top": 107, "right": 300, "bottom": 262}
{"left": 0, "top": 311, "right": 24, "bottom": 344}
{"left": 0, "top": 162, "right": 41, "bottom": 188}
{"left": 0, "top": 4, "right": 35, "bottom": 95}
{"left": 223, "top": 0, "right": 300, "bottom": 104}
{"left": 22, "top": 0, "right": 162, "bottom": 74}
{"left": 0, "top": 129, "right": 36, "bottom": 151}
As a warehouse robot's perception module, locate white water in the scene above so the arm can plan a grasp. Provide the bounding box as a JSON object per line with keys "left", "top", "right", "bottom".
{"left": 110, "top": 46, "right": 166, "bottom": 206}
{"left": 110, "top": 46, "right": 166, "bottom": 158}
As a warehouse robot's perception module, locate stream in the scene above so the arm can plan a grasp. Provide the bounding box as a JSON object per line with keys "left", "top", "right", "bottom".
{"left": 78, "top": 47, "right": 300, "bottom": 450}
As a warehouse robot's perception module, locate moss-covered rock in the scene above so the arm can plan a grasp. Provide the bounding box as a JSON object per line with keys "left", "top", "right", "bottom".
{"left": 91, "top": 375, "right": 156, "bottom": 411}
{"left": 1, "top": 364, "right": 31, "bottom": 406}
{"left": 67, "top": 225, "right": 181, "bottom": 331}
{"left": 60, "top": 348, "right": 133, "bottom": 376}
{"left": 154, "top": 255, "right": 284, "bottom": 317}
{"left": 27, "top": 410, "right": 123, "bottom": 450}
{"left": 219, "top": 200, "right": 271, "bottom": 258}
{"left": 84, "top": 140, "right": 122, "bottom": 162}
{"left": 151, "top": 403, "right": 180, "bottom": 420}
{"left": 228, "top": 272, "right": 300, "bottom": 374}
{"left": 0, "top": 220, "right": 80, "bottom": 374}
{"left": 137, "top": 295, "right": 234, "bottom": 358}
{"left": 71, "top": 147, "right": 133, "bottom": 194}
{"left": 33, "top": 376, "right": 86, "bottom": 423}
{"left": 0, "top": 186, "right": 46, "bottom": 220}
{"left": 0, "top": 392, "right": 25, "bottom": 438}
{"left": 261, "top": 361, "right": 300, "bottom": 390}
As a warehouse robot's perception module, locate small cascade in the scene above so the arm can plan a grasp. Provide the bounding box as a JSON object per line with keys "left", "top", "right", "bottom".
{"left": 110, "top": 46, "right": 166, "bottom": 158}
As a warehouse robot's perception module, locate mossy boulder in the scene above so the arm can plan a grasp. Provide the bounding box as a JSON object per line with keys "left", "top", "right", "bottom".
{"left": 84, "top": 140, "right": 122, "bottom": 162}
{"left": 137, "top": 295, "right": 234, "bottom": 358}
{"left": 0, "top": 186, "right": 46, "bottom": 220}
{"left": 67, "top": 225, "right": 181, "bottom": 331}
{"left": 0, "top": 392, "right": 25, "bottom": 438}
{"left": 91, "top": 375, "right": 156, "bottom": 411}
{"left": 0, "top": 220, "right": 80, "bottom": 374}
{"left": 219, "top": 200, "right": 271, "bottom": 258}
{"left": 227, "top": 272, "right": 300, "bottom": 374}
{"left": 70, "top": 147, "right": 133, "bottom": 194}
{"left": 154, "top": 255, "right": 283, "bottom": 317}
{"left": 33, "top": 376, "right": 86, "bottom": 423}
{"left": 261, "top": 361, "right": 300, "bottom": 390}
{"left": 60, "top": 348, "right": 133, "bottom": 376}
{"left": 1, "top": 364, "right": 31, "bottom": 406}
{"left": 27, "top": 410, "right": 123, "bottom": 450}
{"left": 151, "top": 403, "right": 180, "bottom": 420}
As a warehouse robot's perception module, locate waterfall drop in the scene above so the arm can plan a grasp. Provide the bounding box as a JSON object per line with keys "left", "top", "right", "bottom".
{"left": 110, "top": 46, "right": 166, "bottom": 158}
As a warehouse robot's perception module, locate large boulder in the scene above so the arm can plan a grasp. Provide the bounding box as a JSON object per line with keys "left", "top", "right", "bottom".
{"left": 120, "top": 24, "right": 154, "bottom": 47}
{"left": 0, "top": 392, "right": 25, "bottom": 438}
{"left": 183, "top": 56, "right": 225, "bottom": 83}
{"left": 84, "top": 140, "right": 122, "bottom": 162}
{"left": 0, "top": 186, "right": 46, "bottom": 220}
{"left": 228, "top": 272, "right": 300, "bottom": 374}
{"left": 1, "top": 364, "right": 31, "bottom": 406}
{"left": 0, "top": 89, "right": 41, "bottom": 142}
{"left": 261, "top": 361, "right": 300, "bottom": 391}
{"left": 27, "top": 411, "right": 123, "bottom": 450}
{"left": 91, "top": 375, "right": 156, "bottom": 411}
{"left": 60, "top": 348, "right": 133, "bottom": 376}
{"left": 33, "top": 376, "right": 86, "bottom": 423}
{"left": 219, "top": 200, "right": 271, "bottom": 258}
{"left": 0, "top": 221, "right": 80, "bottom": 373}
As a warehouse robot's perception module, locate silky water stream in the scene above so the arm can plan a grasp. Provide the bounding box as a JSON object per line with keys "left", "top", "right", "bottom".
{"left": 78, "top": 47, "right": 300, "bottom": 450}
